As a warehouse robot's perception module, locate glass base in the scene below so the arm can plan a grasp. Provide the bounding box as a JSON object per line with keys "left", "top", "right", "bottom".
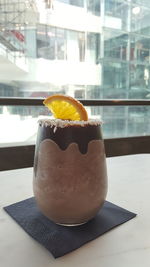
{"left": 56, "top": 221, "right": 87, "bottom": 227}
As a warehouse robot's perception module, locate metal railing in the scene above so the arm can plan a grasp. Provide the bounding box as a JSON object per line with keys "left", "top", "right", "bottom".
{"left": 1, "top": 97, "right": 150, "bottom": 106}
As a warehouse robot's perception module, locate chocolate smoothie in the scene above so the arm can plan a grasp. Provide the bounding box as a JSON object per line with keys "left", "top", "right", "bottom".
{"left": 33, "top": 119, "right": 108, "bottom": 226}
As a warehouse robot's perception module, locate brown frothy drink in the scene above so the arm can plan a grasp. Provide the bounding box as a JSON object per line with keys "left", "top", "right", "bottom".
{"left": 33, "top": 119, "right": 108, "bottom": 226}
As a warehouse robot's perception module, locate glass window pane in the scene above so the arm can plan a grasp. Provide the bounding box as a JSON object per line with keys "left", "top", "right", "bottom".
{"left": 37, "top": 25, "right": 48, "bottom": 59}
{"left": 57, "top": 0, "right": 84, "bottom": 7}
{"left": 104, "top": 0, "right": 129, "bottom": 31}
{"left": 131, "top": 0, "right": 150, "bottom": 8}
{"left": 66, "top": 30, "right": 85, "bottom": 62}
{"left": 57, "top": 0, "right": 70, "bottom": 4}
{"left": 47, "top": 27, "right": 56, "bottom": 60}
{"left": 1, "top": 105, "right": 150, "bottom": 145}
{"left": 131, "top": 6, "right": 150, "bottom": 36}
{"left": 0, "top": 106, "right": 46, "bottom": 145}
{"left": 129, "top": 63, "right": 150, "bottom": 98}
{"left": 86, "top": 85, "right": 102, "bottom": 99}
{"left": 88, "top": 106, "right": 150, "bottom": 138}
{"left": 87, "top": 0, "right": 101, "bottom": 16}
{"left": 104, "top": 29, "right": 128, "bottom": 60}
{"left": 70, "top": 0, "right": 84, "bottom": 7}
{"left": 78, "top": 32, "right": 85, "bottom": 62}
{"left": 86, "top": 33, "right": 100, "bottom": 63}
{"left": 56, "top": 28, "right": 66, "bottom": 60}
{"left": 130, "top": 35, "right": 150, "bottom": 63}
{"left": 103, "top": 61, "right": 129, "bottom": 98}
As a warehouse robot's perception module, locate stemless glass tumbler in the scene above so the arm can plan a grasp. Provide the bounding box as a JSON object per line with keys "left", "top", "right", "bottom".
{"left": 33, "top": 119, "right": 108, "bottom": 226}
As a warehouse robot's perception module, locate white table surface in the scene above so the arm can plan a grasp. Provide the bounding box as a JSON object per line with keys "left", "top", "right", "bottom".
{"left": 0, "top": 154, "right": 150, "bottom": 267}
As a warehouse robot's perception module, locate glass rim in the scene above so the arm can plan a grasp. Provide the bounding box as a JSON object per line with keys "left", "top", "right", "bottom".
{"left": 38, "top": 118, "right": 102, "bottom": 128}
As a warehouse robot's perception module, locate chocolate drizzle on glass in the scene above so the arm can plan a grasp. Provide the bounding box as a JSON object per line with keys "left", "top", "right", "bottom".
{"left": 36, "top": 120, "right": 103, "bottom": 154}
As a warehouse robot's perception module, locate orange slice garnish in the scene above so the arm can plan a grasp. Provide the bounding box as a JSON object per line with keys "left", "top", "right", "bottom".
{"left": 43, "top": 94, "right": 88, "bottom": 121}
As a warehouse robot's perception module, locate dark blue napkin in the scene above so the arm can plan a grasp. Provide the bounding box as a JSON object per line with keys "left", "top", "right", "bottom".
{"left": 4, "top": 197, "right": 136, "bottom": 258}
